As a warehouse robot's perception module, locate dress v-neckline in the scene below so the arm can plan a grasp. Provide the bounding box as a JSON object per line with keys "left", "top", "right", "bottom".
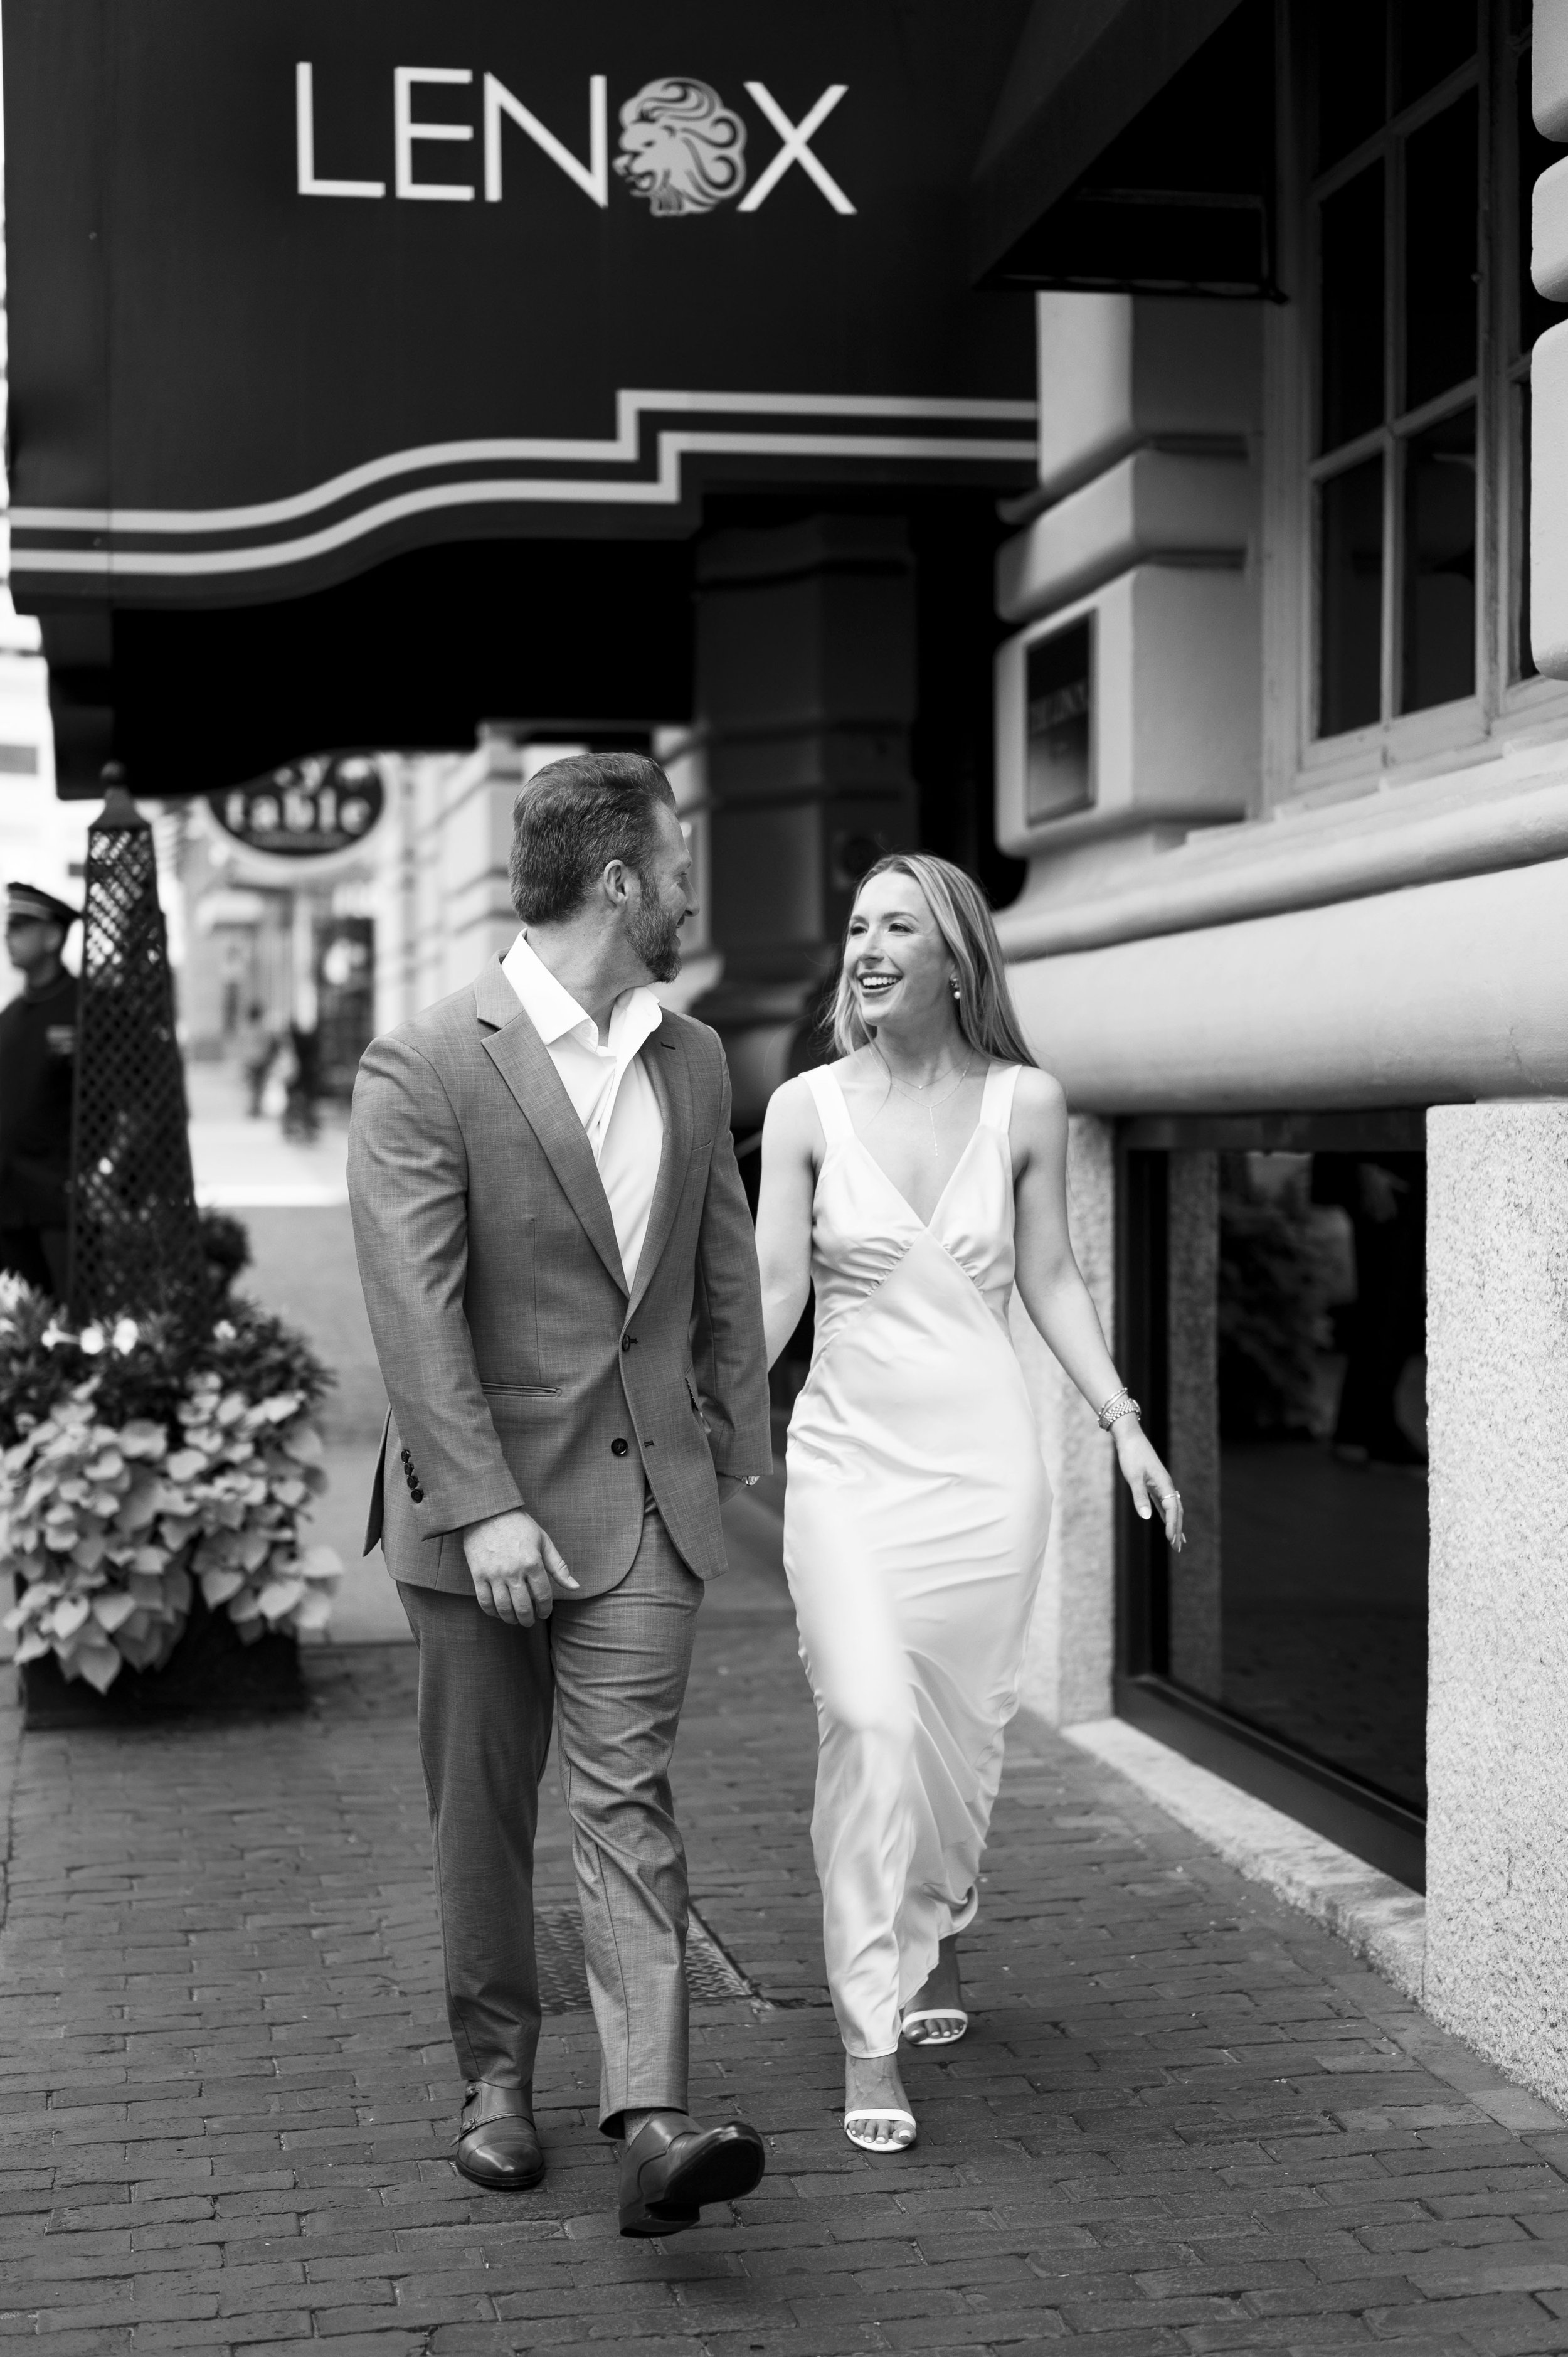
{"left": 849, "top": 1129, "right": 985, "bottom": 1235}
{"left": 831, "top": 1068, "right": 990, "bottom": 1237}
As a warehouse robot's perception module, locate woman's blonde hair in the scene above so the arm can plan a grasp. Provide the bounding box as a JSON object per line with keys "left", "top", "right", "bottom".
{"left": 828, "top": 853, "right": 1037, "bottom": 1067}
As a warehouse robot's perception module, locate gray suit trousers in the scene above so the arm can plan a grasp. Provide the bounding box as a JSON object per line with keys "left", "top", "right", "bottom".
{"left": 399, "top": 1508, "right": 702, "bottom": 2136}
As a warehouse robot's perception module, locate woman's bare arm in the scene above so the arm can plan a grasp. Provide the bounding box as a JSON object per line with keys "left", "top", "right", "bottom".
{"left": 1009, "top": 1068, "right": 1123, "bottom": 1405}
{"left": 1009, "top": 1068, "right": 1184, "bottom": 1549}
{"left": 755, "top": 1077, "right": 822, "bottom": 1370}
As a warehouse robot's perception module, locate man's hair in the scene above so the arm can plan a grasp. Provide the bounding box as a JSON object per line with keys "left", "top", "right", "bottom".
{"left": 509, "top": 751, "right": 679, "bottom": 925}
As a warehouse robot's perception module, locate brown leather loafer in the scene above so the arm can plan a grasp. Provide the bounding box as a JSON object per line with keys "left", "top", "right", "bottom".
{"left": 455, "top": 2080, "right": 545, "bottom": 2191}
{"left": 617, "top": 2112, "right": 766, "bottom": 2237}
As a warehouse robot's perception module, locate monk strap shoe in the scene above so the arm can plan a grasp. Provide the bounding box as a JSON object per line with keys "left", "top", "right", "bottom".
{"left": 455, "top": 2081, "right": 545, "bottom": 2190}
{"left": 617, "top": 2112, "right": 766, "bottom": 2237}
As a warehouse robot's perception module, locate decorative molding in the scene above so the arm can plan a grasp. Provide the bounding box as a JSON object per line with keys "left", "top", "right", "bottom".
{"left": 11, "top": 386, "right": 1037, "bottom": 590}
{"left": 998, "top": 761, "right": 1568, "bottom": 960}
{"left": 1006, "top": 854, "right": 1568, "bottom": 1114}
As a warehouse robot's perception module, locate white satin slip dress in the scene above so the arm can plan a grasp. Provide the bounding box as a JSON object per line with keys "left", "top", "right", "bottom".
{"left": 783, "top": 1060, "right": 1052, "bottom": 2058}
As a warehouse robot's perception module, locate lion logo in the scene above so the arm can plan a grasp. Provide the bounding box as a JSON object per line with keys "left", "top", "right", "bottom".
{"left": 615, "top": 78, "right": 747, "bottom": 216}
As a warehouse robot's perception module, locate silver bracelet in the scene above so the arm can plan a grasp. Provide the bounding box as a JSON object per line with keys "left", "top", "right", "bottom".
{"left": 1098, "top": 1388, "right": 1142, "bottom": 1432}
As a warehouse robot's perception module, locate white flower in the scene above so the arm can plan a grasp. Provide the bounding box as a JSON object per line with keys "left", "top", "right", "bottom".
{"left": 110, "top": 1318, "right": 139, "bottom": 1354}
{"left": 213, "top": 1319, "right": 236, "bottom": 1341}
{"left": 78, "top": 1324, "right": 105, "bottom": 1356}
{"left": 0, "top": 1271, "right": 33, "bottom": 1320}
{"left": 40, "top": 1322, "right": 69, "bottom": 1350}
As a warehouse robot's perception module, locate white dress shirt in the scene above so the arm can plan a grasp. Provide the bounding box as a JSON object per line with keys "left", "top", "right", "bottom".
{"left": 500, "top": 932, "right": 665, "bottom": 1292}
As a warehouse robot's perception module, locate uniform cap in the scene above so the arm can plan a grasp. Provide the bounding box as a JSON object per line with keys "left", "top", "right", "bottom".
{"left": 6, "top": 882, "right": 80, "bottom": 928}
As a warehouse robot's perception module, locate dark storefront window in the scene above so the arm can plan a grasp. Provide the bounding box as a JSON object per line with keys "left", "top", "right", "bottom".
{"left": 1318, "top": 456, "right": 1385, "bottom": 733}
{"left": 1403, "top": 405, "right": 1478, "bottom": 711}
{"left": 1310, "top": 4, "right": 1480, "bottom": 735}
{"left": 1118, "top": 1113, "right": 1428, "bottom": 1889}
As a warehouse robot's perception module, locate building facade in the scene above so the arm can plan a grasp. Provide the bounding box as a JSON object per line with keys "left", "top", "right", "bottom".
{"left": 987, "top": 0, "right": 1568, "bottom": 2107}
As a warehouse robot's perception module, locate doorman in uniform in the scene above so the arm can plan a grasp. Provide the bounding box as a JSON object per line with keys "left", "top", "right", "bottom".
{"left": 0, "top": 882, "right": 80, "bottom": 1301}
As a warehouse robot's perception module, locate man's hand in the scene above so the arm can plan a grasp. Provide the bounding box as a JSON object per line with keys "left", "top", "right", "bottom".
{"left": 462, "top": 1507, "right": 579, "bottom": 1625}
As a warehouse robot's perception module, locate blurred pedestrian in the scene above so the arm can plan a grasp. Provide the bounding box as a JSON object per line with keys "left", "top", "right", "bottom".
{"left": 282, "top": 1019, "right": 320, "bottom": 1141}
{"left": 0, "top": 882, "right": 80, "bottom": 1301}
{"left": 235, "top": 1001, "right": 277, "bottom": 1116}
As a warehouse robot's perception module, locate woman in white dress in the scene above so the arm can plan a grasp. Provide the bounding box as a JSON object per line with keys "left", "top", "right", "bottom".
{"left": 755, "top": 854, "right": 1183, "bottom": 2154}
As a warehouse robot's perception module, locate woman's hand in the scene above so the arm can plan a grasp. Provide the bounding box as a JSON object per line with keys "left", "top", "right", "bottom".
{"left": 1113, "top": 1420, "right": 1184, "bottom": 1553}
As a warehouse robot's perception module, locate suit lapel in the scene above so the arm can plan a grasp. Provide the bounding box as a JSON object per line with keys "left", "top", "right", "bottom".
{"left": 475, "top": 959, "right": 628, "bottom": 1298}
{"left": 627, "top": 1025, "right": 693, "bottom": 1319}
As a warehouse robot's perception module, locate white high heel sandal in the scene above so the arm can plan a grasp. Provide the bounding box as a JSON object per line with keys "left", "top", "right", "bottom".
{"left": 900, "top": 2007, "right": 969, "bottom": 2046}
{"left": 844, "top": 2107, "right": 918, "bottom": 2152}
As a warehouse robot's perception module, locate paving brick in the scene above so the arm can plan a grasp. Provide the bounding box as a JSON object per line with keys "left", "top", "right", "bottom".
{"left": 6, "top": 1611, "right": 1568, "bottom": 2357}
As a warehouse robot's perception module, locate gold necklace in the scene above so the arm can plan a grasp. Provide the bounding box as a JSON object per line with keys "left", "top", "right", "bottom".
{"left": 876, "top": 1048, "right": 974, "bottom": 1155}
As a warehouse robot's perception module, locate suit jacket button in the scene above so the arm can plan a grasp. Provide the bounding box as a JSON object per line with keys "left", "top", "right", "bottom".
{"left": 411, "top": 1486, "right": 425, "bottom": 1503}
{"left": 610, "top": 1437, "right": 629, "bottom": 1457}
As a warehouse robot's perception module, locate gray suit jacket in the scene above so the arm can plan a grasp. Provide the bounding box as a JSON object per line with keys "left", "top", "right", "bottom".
{"left": 346, "top": 956, "right": 771, "bottom": 1598}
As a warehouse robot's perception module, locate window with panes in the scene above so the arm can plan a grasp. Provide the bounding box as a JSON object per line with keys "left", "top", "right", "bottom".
{"left": 1307, "top": 1, "right": 1566, "bottom": 740}
{"left": 1310, "top": 1, "right": 1482, "bottom": 737}
{"left": 1510, "top": 0, "right": 1561, "bottom": 679}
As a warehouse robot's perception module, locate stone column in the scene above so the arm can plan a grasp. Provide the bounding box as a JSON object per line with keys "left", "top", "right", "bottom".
{"left": 1424, "top": 1102, "right": 1568, "bottom": 2096}
{"left": 1015, "top": 1113, "right": 1118, "bottom": 1725}
{"left": 692, "top": 516, "right": 918, "bottom": 1128}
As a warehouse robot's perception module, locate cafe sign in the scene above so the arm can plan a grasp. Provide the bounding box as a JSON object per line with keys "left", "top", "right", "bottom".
{"left": 207, "top": 757, "right": 385, "bottom": 857}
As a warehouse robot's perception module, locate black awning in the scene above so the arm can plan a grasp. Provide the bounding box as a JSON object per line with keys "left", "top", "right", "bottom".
{"left": 4, "top": 1, "right": 1037, "bottom": 612}
{"left": 40, "top": 536, "right": 696, "bottom": 797}
{"left": 972, "top": 0, "right": 1277, "bottom": 299}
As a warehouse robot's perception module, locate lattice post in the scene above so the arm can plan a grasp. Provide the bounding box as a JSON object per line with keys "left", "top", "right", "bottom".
{"left": 67, "top": 786, "right": 210, "bottom": 1329}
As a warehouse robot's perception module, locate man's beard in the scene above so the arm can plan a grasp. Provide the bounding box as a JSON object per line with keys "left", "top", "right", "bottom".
{"left": 629, "top": 888, "right": 684, "bottom": 983}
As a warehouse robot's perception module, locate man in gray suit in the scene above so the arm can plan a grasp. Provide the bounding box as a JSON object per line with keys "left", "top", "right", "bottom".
{"left": 347, "top": 752, "right": 772, "bottom": 2236}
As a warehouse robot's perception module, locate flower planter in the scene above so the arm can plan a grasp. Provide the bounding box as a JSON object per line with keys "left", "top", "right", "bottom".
{"left": 1, "top": 1278, "right": 341, "bottom": 1718}
{"left": 19, "top": 1591, "right": 307, "bottom": 1727}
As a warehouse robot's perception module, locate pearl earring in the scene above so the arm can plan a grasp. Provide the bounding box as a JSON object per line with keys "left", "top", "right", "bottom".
{"left": 950, "top": 979, "right": 961, "bottom": 1001}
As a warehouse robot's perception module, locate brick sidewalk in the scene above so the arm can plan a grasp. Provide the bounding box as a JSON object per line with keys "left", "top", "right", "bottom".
{"left": 4, "top": 1552, "right": 1568, "bottom": 2355}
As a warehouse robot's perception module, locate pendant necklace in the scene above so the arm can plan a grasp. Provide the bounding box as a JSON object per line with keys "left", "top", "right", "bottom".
{"left": 877, "top": 1048, "right": 973, "bottom": 1156}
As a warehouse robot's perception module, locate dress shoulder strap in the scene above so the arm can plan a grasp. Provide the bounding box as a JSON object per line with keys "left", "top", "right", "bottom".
{"left": 803, "top": 1063, "right": 857, "bottom": 1147}
{"left": 979, "top": 1061, "right": 1024, "bottom": 1132}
